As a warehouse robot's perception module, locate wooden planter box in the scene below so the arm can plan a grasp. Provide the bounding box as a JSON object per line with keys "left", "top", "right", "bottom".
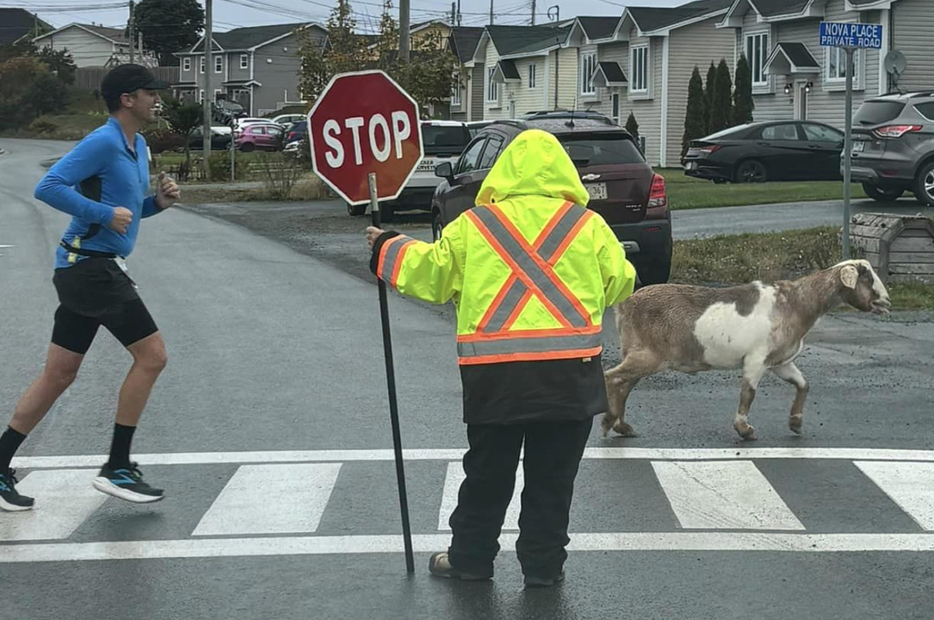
{"left": 850, "top": 213, "right": 934, "bottom": 284}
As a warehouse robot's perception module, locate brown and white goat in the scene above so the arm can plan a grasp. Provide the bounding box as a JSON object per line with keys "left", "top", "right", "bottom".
{"left": 602, "top": 259, "right": 891, "bottom": 440}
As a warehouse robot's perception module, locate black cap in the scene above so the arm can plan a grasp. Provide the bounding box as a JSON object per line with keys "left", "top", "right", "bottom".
{"left": 100, "top": 63, "right": 169, "bottom": 100}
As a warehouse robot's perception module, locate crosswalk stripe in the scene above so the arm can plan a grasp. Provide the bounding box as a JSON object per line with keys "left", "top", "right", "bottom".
{"left": 3, "top": 533, "right": 934, "bottom": 563}
{"left": 652, "top": 461, "right": 806, "bottom": 531}
{"left": 854, "top": 461, "right": 934, "bottom": 531}
{"left": 438, "top": 462, "right": 523, "bottom": 531}
{"left": 192, "top": 464, "right": 342, "bottom": 536}
{"left": 0, "top": 470, "right": 108, "bottom": 541}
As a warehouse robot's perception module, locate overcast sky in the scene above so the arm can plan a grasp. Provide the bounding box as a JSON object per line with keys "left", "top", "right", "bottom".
{"left": 33, "top": 0, "right": 687, "bottom": 34}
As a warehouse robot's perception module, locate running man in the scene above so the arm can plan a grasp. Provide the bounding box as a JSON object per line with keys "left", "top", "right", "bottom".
{"left": 0, "top": 64, "right": 180, "bottom": 511}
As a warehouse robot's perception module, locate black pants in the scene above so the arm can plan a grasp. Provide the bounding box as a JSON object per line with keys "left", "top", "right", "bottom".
{"left": 447, "top": 418, "right": 593, "bottom": 579}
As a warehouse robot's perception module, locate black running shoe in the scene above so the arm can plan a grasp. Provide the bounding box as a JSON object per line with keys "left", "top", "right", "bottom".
{"left": 92, "top": 463, "right": 164, "bottom": 503}
{"left": 0, "top": 469, "right": 34, "bottom": 512}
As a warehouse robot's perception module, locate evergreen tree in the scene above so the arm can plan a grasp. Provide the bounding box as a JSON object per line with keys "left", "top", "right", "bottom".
{"left": 704, "top": 62, "right": 717, "bottom": 134}
{"left": 132, "top": 0, "right": 204, "bottom": 66}
{"left": 681, "top": 66, "right": 708, "bottom": 160}
{"left": 708, "top": 59, "right": 733, "bottom": 134}
{"left": 732, "top": 53, "right": 755, "bottom": 124}
{"left": 625, "top": 111, "right": 641, "bottom": 151}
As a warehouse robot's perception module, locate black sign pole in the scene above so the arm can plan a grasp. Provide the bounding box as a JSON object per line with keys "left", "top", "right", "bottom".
{"left": 368, "top": 172, "right": 415, "bottom": 574}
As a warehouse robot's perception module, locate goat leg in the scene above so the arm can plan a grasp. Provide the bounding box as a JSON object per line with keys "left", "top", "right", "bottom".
{"left": 602, "top": 377, "right": 640, "bottom": 437}
{"left": 734, "top": 361, "right": 766, "bottom": 441}
{"left": 771, "top": 362, "right": 809, "bottom": 435}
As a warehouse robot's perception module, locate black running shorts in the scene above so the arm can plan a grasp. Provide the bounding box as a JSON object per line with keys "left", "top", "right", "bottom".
{"left": 51, "top": 258, "right": 158, "bottom": 354}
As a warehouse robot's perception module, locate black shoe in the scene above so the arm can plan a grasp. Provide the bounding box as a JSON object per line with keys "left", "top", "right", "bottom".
{"left": 92, "top": 462, "right": 164, "bottom": 504}
{"left": 0, "top": 469, "right": 34, "bottom": 512}
{"left": 524, "top": 571, "right": 566, "bottom": 589}
{"left": 428, "top": 552, "right": 493, "bottom": 581}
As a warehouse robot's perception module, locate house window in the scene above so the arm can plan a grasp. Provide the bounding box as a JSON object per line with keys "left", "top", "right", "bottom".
{"left": 612, "top": 93, "right": 620, "bottom": 124}
{"left": 487, "top": 66, "right": 498, "bottom": 103}
{"left": 827, "top": 47, "right": 858, "bottom": 82}
{"left": 215, "top": 55, "right": 223, "bottom": 73}
{"left": 451, "top": 77, "right": 461, "bottom": 106}
{"left": 745, "top": 32, "right": 768, "bottom": 86}
{"left": 240, "top": 54, "right": 249, "bottom": 69}
{"left": 183, "top": 57, "right": 191, "bottom": 71}
{"left": 200, "top": 57, "right": 205, "bottom": 73}
{"left": 630, "top": 46, "right": 648, "bottom": 93}
{"left": 528, "top": 64, "right": 537, "bottom": 89}
{"left": 199, "top": 89, "right": 205, "bottom": 102}
{"left": 580, "top": 52, "right": 597, "bottom": 95}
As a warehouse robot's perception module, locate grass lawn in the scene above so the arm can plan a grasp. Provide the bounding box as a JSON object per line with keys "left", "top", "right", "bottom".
{"left": 671, "top": 226, "right": 934, "bottom": 311}
{"left": 657, "top": 168, "right": 867, "bottom": 210}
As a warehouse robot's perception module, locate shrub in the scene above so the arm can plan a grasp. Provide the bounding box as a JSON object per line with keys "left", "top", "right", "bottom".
{"left": 143, "top": 127, "right": 186, "bottom": 154}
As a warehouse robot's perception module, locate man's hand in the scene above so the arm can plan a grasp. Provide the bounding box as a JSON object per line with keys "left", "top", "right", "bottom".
{"left": 109, "top": 207, "right": 133, "bottom": 234}
{"left": 366, "top": 226, "right": 385, "bottom": 250}
{"left": 155, "top": 171, "right": 180, "bottom": 210}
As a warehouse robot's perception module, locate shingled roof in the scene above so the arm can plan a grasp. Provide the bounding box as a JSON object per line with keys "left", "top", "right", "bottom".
{"left": 449, "top": 26, "right": 484, "bottom": 64}
{"left": 485, "top": 23, "right": 572, "bottom": 58}
{"left": 577, "top": 16, "right": 620, "bottom": 41}
{"left": 191, "top": 22, "right": 324, "bottom": 52}
{"left": 0, "top": 8, "right": 51, "bottom": 45}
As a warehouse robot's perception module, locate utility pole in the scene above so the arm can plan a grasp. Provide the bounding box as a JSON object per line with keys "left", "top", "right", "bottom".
{"left": 456, "top": 0, "right": 461, "bottom": 25}
{"left": 548, "top": 5, "right": 559, "bottom": 108}
{"left": 399, "top": 0, "right": 410, "bottom": 62}
{"left": 489, "top": 0, "right": 493, "bottom": 24}
{"left": 128, "top": 1, "right": 134, "bottom": 64}
{"left": 531, "top": 0, "right": 536, "bottom": 25}
{"left": 203, "top": 0, "right": 213, "bottom": 181}
{"left": 451, "top": 2, "right": 455, "bottom": 23}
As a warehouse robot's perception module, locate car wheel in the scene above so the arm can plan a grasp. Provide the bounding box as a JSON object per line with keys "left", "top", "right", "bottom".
{"left": 913, "top": 161, "right": 934, "bottom": 207}
{"left": 734, "top": 160, "right": 768, "bottom": 183}
{"left": 431, "top": 209, "right": 445, "bottom": 242}
{"left": 240, "top": 142, "right": 255, "bottom": 153}
{"left": 347, "top": 202, "right": 366, "bottom": 217}
{"left": 862, "top": 182, "right": 905, "bottom": 202}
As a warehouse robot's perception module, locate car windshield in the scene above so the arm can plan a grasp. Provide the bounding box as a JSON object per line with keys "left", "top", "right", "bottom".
{"left": 558, "top": 133, "right": 644, "bottom": 166}
{"left": 854, "top": 101, "right": 906, "bottom": 126}
{"left": 422, "top": 124, "right": 471, "bottom": 156}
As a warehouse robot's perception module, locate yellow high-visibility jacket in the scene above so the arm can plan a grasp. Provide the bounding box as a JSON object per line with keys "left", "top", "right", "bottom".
{"left": 371, "top": 129, "right": 637, "bottom": 367}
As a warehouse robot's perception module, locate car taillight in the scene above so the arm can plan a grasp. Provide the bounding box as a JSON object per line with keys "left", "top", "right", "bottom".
{"left": 699, "top": 144, "right": 722, "bottom": 154}
{"left": 872, "top": 125, "right": 922, "bottom": 139}
{"left": 648, "top": 173, "right": 667, "bottom": 209}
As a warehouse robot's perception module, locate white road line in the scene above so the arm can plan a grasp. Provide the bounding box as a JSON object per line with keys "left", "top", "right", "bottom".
{"left": 854, "top": 461, "right": 934, "bottom": 531}
{"left": 2, "top": 533, "right": 934, "bottom": 563}
{"left": 12, "top": 448, "right": 934, "bottom": 470}
{"left": 192, "top": 463, "right": 342, "bottom": 537}
{"left": 438, "top": 462, "right": 523, "bottom": 531}
{"left": 652, "top": 461, "right": 806, "bottom": 531}
{"left": 0, "top": 470, "right": 108, "bottom": 542}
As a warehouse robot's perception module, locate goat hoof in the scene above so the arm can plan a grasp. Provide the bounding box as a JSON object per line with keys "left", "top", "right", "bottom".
{"left": 789, "top": 416, "right": 803, "bottom": 435}
{"left": 735, "top": 424, "right": 757, "bottom": 441}
{"left": 613, "top": 423, "right": 638, "bottom": 438}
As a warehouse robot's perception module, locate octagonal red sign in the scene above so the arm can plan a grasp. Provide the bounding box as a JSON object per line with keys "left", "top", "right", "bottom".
{"left": 307, "top": 71, "right": 424, "bottom": 205}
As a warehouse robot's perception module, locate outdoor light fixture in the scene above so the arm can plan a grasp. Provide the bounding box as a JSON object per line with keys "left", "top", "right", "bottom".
{"left": 805, "top": 81, "right": 813, "bottom": 93}
{"left": 784, "top": 83, "right": 792, "bottom": 95}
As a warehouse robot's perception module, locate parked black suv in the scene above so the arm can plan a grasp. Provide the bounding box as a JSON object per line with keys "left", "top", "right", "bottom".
{"left": 850, "top": 91, "right": 934, "bottom": 205}
{"left": 430, "top": 114, "right": 672, "bottom": 285}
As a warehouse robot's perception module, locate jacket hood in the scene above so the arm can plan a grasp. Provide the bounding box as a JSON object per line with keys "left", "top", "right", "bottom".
{"left": 475, "top": 129, "right": 590, "bottom": 207}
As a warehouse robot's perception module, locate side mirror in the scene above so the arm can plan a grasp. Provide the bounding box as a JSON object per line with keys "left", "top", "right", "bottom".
{"left": 435, "top": 161, "right": 455, "bottom": 183}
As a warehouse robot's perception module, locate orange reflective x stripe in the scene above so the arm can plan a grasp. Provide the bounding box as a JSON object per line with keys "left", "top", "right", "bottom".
{"left": 468, "top": 203, "right": 594, "bottom": 334}
{"left": 458, "top": 203, "right": 602, "bottom": 365}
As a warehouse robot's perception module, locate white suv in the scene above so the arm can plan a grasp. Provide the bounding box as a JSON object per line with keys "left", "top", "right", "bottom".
{"left": 347, "top": 120, "right": 471, "bottom": 220}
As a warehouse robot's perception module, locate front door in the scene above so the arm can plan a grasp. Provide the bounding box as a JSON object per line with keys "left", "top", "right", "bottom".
{"left": 795, "top": 82, "right": 809, "bottom": 120}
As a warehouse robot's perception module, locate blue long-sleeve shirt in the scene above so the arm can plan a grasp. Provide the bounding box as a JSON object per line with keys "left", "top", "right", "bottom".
{"left": 35, "top": 117, "right": 163, "bottom": 269}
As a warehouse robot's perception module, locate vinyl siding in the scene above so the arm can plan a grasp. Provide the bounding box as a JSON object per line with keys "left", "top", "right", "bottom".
{"left": 666, "top": 17, "right": 736, "bottom": 165}
{"left": 555, "top": 47, "right": 579, "bottom": 110}
{"left": 511, "top": 56, "right": 547, "bottom": 116}
{"left": 592, "top": 42, "right": 629, "bottom": 119}
{"left": 228, "top": 52, "right": 251, "bottom": 82}
{"left": 893, "top": 0, "right": 934, "bottom": 92}
{"left": 253, "top": 32, "right": 303, "bottom": 115}
{"left": 471, "top": 64, "right": 485, "bottom": 121}
{"left": 39, "top": 27, "right": 115, "bottom": 67}
{"left": 626, "top": 30, "right": 663, "bottom": 166}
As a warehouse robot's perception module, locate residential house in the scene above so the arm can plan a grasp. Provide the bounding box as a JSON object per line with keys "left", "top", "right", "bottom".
{"left": 33, "top": 23, "right": 157, "bottom": 68}
{"left": 173, "top": 22, "right": 327, "bottom": 116}
{"left": 448, "top": 26, "right": 485, "bottom": 122}
{"left": 602, "top": 0, "right": 735, "bottom": 167}
{"left": 719, "top": 0, "right": 934, "bottom": 127}
{"left": 570, "top": 16, "right": 629, "bottom": 125}
{"left": 0, "top": 8, "right": 52, "bottom": 46}
{"left": 472, "top": 22, "right": 578, "bottom": 121}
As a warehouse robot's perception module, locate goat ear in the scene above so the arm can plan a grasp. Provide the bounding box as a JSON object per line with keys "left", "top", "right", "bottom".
{"left": 840, "top": 264, "right": 859, "bottom": 289}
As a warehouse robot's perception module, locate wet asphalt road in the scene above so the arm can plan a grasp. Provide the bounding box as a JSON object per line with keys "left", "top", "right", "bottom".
{"left": 1, "top": 138, "right": 933, "bottom": 620}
